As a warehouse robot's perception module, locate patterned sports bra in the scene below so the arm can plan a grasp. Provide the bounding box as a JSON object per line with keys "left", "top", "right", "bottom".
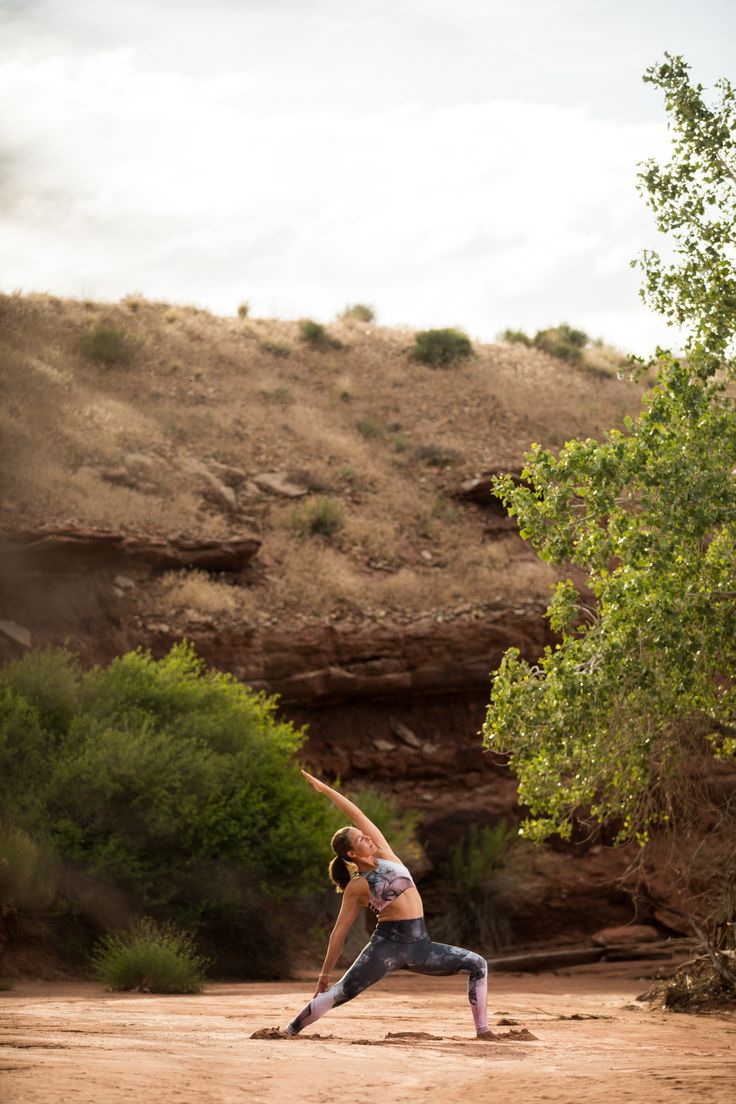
{"left": 358, "top": 858, "right": 416, "bottom": 916}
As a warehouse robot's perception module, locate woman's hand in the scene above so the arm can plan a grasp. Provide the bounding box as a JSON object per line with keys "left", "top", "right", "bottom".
{"left": 313, "top": 973, "right": 331, "bottom": 997}
{"left": 301, "top": 770, "right": 327, "bottom": 793}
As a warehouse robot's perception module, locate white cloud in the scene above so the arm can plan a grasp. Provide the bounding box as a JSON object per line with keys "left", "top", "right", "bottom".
{"left": 2, "top": 1, "right": 724, "bottom": 354}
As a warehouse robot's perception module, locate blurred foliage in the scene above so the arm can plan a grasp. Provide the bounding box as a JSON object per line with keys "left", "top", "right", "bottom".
{"left": 0, "top": 643, "right": 340, "bottom": 975}
{"left": 484, "top": 55, "right": 736, "bottom": 953}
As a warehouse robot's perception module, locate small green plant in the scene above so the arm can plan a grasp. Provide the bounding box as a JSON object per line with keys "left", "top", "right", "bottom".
{"left": 414, "top": 443, "right": 462, "bottom": 468}
{"left": 392, "top": 433, "right": 410, "bottom": 453}
{"left": 261, "top": 340, "right": 291, "bottom": 358}
{"left": 80, "top": 322, "right": 135, "bottom": 367}
{"left": 299, "top": 319, "right": 343, "bottom": 349}
{"left": 411, "top": 328, "right": 473, "bottom": 367}
{"left": 340, "top": 303, "right": 375, "bottom": 323}
{"left": 258, "top": 386, "right": 294, "bottom": 405}
{"left": 532, "top": 323, "right": 589, "bottom": 362}
{"left": 338, "top": 464, "right": 358, "bottom": 484}
{"left": 290, "top": 496, "right": 344, "bottom": 539}
{"left": 500, "top": 328, "right": 532, "bottom": 345}
{"left": 92, "top": 917, "right": 208, "bottom": 993}
{"left": 237, "top": 301, "right": 250, "bottom": 319}
{"left": 356, "top": 416, "right": 384, "bottom": 440}
{"left": 300, "top": 319, "right": 328, "bottom": 345}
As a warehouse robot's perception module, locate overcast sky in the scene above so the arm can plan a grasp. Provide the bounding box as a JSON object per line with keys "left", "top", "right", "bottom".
{"left": 1, "top": 0, "right": 734, "bottom": 353}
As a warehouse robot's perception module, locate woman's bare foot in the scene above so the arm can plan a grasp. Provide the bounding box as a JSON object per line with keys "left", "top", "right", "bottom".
{"left": 476, "top": 1030, "right": 501, "bottom": 1041}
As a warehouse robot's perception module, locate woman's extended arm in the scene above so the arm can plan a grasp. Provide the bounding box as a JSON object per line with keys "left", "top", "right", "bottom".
{"left": 301, "top": 770, "right": 395, "bottom": 855}
{"left": 314, "top": 882, "right": 362, "bottom": 995}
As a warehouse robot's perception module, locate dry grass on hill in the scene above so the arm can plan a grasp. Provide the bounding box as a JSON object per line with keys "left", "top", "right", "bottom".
{"left": 0, "top": 293, "right": 646, "bottom": 622}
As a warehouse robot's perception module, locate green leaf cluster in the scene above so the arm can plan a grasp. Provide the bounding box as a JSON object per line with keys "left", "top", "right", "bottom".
{"left": 483, "top": 57, "right": 736, "bottom": 890}
{"left": 0, "top": 644, "right": 337, "bottom": 960}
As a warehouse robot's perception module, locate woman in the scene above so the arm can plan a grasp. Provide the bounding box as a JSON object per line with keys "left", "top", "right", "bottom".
{"left": 261, "top": 770, "right": 528, "bottom": 1041}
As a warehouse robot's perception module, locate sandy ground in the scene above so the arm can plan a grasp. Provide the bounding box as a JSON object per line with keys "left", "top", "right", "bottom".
{"left": 2, "top": 964, "right": 735, "bottom": 1104}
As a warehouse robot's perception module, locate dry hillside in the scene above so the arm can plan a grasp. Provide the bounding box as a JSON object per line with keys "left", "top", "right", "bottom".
{"left": 0, "top": 292, "right": 643, "bottom": 630}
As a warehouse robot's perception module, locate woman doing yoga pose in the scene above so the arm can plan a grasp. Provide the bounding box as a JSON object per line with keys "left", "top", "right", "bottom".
{"left": 267, "top": 770, "right": 516, "bottom": 1040}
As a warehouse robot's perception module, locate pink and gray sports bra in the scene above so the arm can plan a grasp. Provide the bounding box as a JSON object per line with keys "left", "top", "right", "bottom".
{"left": 358, "top": 858, "right": 416, "bottom": 916}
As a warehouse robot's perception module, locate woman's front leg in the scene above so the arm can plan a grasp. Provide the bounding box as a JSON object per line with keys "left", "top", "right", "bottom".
{"left": 285, "top": 939, "right": 400, "bottom": 1036}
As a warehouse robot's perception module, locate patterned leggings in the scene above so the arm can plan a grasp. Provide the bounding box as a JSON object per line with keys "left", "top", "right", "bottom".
{"left": 286, "top": 917, "right": 488, "bottom": 1036}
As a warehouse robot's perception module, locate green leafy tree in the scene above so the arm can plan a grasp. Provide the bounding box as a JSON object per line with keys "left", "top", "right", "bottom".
{"left": 483, "top": 55, "right": 736, "bottom": 985}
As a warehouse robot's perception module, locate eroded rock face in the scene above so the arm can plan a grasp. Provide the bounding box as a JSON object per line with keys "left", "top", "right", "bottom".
{"left": 0, "top": 527, "right": 261, "bottom": 575}
{"left": 187, "top": 607, "right": 551, "bottom": 706}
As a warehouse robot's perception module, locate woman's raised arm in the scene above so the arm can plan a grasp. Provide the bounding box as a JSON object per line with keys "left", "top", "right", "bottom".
{"left": 301, "top": 770, "right": 395, "bottom": 855}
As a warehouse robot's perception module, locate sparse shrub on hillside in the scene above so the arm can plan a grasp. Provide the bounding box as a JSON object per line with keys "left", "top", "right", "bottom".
{"left": 414, "top": 443, "right": 462, "bottom": 468}
{"left": 411, "top": 328, "right": 473, "bottom": 367}
{"left": 122, "top": 294, "right": 143, "bottom": 313}
{"left": 340, "top": 303, "right": 375, "bottom": 323}
{"left": 532, "top": 323, "right": 589, "bottom": 363}
{"left": 80, "top": 322, "right": 135, "bottom": 367}
{"left": 290, "top": 496, "right": 344, "bottom": 539}
{"left": 500, "top": 328, "right": 532, "bottom": 346}
{"left": 237, "top": 301, "right": 250, "bottom": 319}
{"left": 261, "top": 340, "right": 291, "bottom": 358}
{"left": 300, "top": 317, "right": 342, "bottom": 346}
{"left": 392, "top": 433, "right": 410, "bottom": 453}
{"left": 92, "top": 917, "right": 208, "bottom": 993}
{"left": 356, "top": 416, "right": 384, "bottom": 440}
{"left": 337, "top": 464, "right": 358, "bottom": 484}
{"left": 258, "top": 386, "right": 294, "bottom": 405}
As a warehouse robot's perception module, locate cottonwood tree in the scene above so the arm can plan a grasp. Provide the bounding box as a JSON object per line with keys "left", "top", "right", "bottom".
{"left": 483, "top": 55, "right": 736, "bottom": 982}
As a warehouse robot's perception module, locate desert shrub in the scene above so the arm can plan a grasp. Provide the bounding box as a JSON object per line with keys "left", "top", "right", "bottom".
{"left": 413, "top": 443, "right": 462, "bottom": 468}
{"left": 500, "top": 328, "right": 532, "bottom": 345}
{"left": 432, "top": 823, "right": 515, "bottom": 950}
{"left": 411, "top": 328, "right": 473, "bottom": 367}
{"left": 0, "top": 644, "right": 340, "bottom": 975}
{"left": 260, "top": 341, "right": 291, "bottom": 358}
{"left": 337, "top": 464, "right": 358, "bottom": 484}
{"left": 92, "top": 917, "right": 208, "bottom": 993}
{"left": 237, "top": 301, "right": 250, "bottom": 319}
{"left": 356, "top": 416, "right": 384, "bottom": 440}
{"left": 290, "top": 496, "right": 344, "bottom": 539}
{"left": 300, "top": 319, "right": 328, "bottom": 345}
{"left": 340, "top": 303, "right": 375, "bottom": 323}
{"left": 80, "top": 322, "right": 135, "bottom": 367}
{"left": 258, "top": 386, "right": 293, "bottom": 405}
{"left": 532, "top": 323, "right": 589, "bottom": 363}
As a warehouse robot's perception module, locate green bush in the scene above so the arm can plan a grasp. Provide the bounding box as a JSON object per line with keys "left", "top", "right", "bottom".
{"left": 340, "top": 303, "right": 375, "bottom": 323}
{"left": 411, "top": 328, "right": 473, "bottom": 367}
{"left": 260, "top": 340, "right": 291, "bottom": 358}
{"left": 237, "top": 301, "right": 250, "bottom": 319}
{"left": 532, "top": 323, "right": 589, "bottom": 362}
{"left": 299, "top": 319, "right": 342, "bottom": 349}
{"left": 80, "top": 323, "right": 135, "bottom": 367}
{"left": 92, "top": 917, "right": 208, "bottom": 993}
{"left": 290, "top": 496, "right": 344, "bottom": 539}
{"left": 0, "top": 644, "right": 340, "bottom": 976}
{"left": 500, "top": 328, "right": 532, "bottom": 346}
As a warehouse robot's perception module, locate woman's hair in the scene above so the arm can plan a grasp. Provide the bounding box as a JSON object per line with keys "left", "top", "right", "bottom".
{"left": 329, "top": 826, "right": 357, "bottom": 893}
